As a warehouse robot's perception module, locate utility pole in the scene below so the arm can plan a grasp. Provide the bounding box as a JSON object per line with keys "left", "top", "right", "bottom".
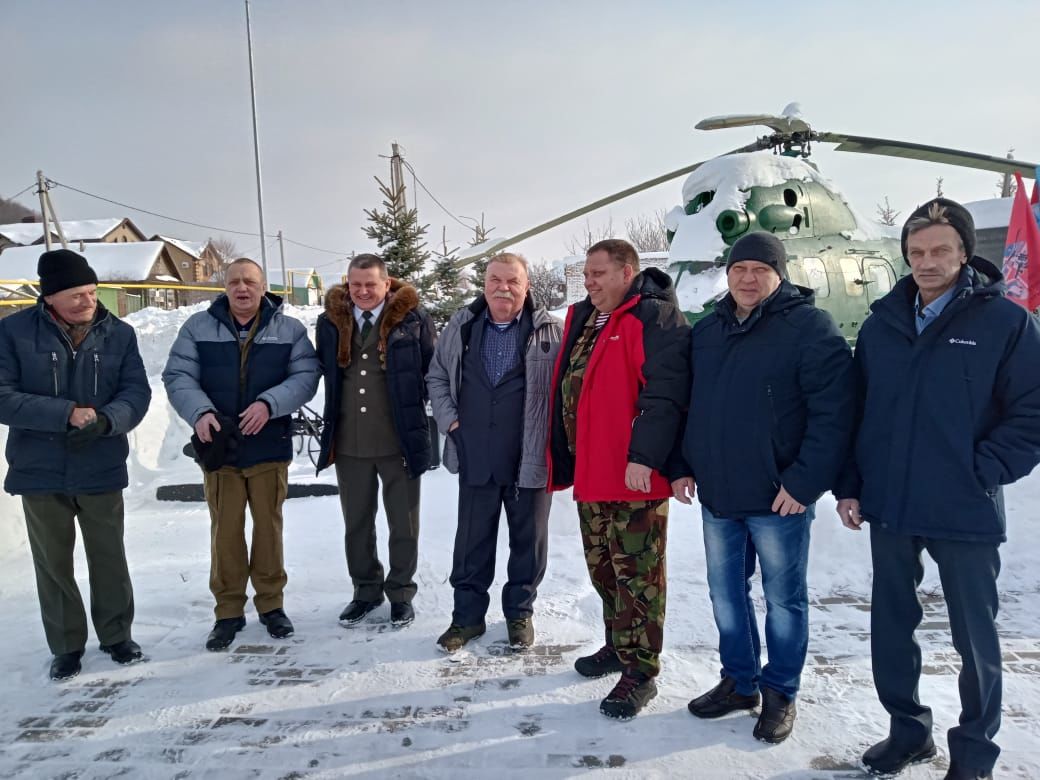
{"left": 390, "top": 142, "right": 407, "bottom": 214}
{"left": 277, "top": 230, "right": 289, "bottom": 303}
{"left": 36, "top": 171, "right": 68, "bottom": 250}
{"left": 245, "top": 0, "right": 269, "bottom": 283}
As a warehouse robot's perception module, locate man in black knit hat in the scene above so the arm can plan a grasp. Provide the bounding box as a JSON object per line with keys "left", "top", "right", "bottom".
{"left": 0, "top": 248, "right": 151, "bottom": 681}
{"left": 836, "top": 198, "right": 1040, "bottom": 780}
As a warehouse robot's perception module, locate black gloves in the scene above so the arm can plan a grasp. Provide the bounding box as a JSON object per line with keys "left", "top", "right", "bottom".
{"left": 67, "top": 413, "right": 111, "bottom": 450}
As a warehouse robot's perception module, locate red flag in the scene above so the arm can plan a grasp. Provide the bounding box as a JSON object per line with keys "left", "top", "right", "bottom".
{"left": 1002, "top": 172, "right": 1040, "bottom": 311}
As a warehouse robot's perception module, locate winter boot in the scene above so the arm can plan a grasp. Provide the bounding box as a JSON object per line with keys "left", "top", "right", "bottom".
{"left": 436, "top": 622, "right": 486, "bottom": 653}
{"left": 507, "top": 618, "right": 534, "bottom": 650}
{"left": 599, "top": 671, "right": 658, "bottom": 720}
{"left": 574, "top": 644, "right": 625, "bottom": 678}
{"left": 753, "top": 687, "right": 797, "bottom": 744}
{"left": 688, "top": 676, "right": 760, "bottom": 718}
{"left": 49, "top": 650, "right": 83, "bottom": 681}
{"left": 206, "top": 616, "right": 246, "bottom": 651}
{"left": 259, "top": 608, "right": 294, "bottom": 639}
{"left": 99, "top": 639, "right": 144, "bottom": 665}
{"left": 861, "top": 735, "right": 936, "bottom": 776}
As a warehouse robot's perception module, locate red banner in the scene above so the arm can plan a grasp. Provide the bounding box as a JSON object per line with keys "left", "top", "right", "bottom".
{"left": 1002, "top": 172, "right": 1040, "bottom": 311}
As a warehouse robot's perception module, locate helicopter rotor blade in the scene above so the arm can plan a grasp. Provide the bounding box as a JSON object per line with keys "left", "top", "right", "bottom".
{"left": 817, "top": 132, "right": 1038, "bottom": 178}
{"left": 454, "top": 142, "right": 763, "bottom": 266}
{"left": 696, "top": 113, "right": 811, "bottom": 136}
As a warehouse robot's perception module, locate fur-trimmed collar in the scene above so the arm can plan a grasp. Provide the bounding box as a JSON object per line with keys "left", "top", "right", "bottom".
{"left": 324, "top": 278, "right": 420, "bottom": 367}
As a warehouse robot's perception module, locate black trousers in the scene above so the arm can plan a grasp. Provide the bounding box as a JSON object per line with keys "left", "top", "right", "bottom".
{"left": 451, "top": 482, "right": 551, "bottom": 626}
{"left": 869, "top": 523, "right": 1002, "bottom": 773}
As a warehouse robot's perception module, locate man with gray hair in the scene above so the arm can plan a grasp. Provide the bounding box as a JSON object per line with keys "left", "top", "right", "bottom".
{"left": 427, "top": 252, "right": 562, "bottom": 652}
{"left": 835, "top": 198, "right": 1040, "bottom": 780}
{"left": 164, "top": 258, "right": 319, "bottom": 651}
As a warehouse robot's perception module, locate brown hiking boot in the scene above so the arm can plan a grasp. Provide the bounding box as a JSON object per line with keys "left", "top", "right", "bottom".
{"left": 507, "top": 618, "right": 534, "bottom": 649}
{"left": 436, "top": 622, "right": 486, "bottom": 653}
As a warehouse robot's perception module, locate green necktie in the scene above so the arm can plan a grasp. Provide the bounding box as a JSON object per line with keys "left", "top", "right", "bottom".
{"left": 360, "top": 310, "right": 374, "bottom": 342}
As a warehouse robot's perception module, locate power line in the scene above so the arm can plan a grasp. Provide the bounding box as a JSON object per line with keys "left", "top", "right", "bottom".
{"left": 400, "top": 160, "right": 473, "bottom": 231}
{"left": 281, "top": 236, "right": 352, "bottom": 255}
{"left": 47, "top": 178, "right": 262, "bottom": 237}
{"left": 4, "top": 183, "right": 36, "bottom": 202}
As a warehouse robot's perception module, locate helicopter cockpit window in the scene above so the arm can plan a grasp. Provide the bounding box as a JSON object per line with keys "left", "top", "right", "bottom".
{"left": 685, "top": 190, "right": 716, "bottom": 215}
{"left": 840, "top": 257, "right": 864, "bottom": 297}
{"left": 863, "top": 258, "right": 895, "bottom": 295}
{"left": 801, "top": 258, "right": 829, "bottom": 297}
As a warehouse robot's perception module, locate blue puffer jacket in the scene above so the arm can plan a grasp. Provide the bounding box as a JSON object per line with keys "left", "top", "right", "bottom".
{"left": 0, "top": 301, "right": 151, "bottom": 495}
{"left": 679, "top": 281, "right": 855, "bottom": 516}
{"left": 835, "top": 258, "right": 1040, "bottom": 542}
{"left": 162, "top": 293, "right": 319, "bottom": 469}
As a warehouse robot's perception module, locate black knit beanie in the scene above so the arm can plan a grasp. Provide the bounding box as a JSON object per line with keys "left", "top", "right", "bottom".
{"left": 37, "top": 248, "right": 99, "bottom": 296}
{"left": 726, "top": 232, "right": 788, "bottom": 279}
{"left": 900, "top": 197, "right": 976, "bottom": 264}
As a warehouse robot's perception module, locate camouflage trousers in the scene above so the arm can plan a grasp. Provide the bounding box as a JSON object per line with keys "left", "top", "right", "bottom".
{"left": 577, "top": 499, "right": 668, "bottom": 677}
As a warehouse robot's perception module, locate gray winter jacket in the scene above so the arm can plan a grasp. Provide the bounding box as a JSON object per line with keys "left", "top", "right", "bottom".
{"left": 427, "top": 294, "right": 562, "bottom": 489}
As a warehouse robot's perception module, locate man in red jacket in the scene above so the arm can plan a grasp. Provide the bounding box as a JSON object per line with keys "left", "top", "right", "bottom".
{"left": 548, "top": 238, "right": 691, "bottom": 720}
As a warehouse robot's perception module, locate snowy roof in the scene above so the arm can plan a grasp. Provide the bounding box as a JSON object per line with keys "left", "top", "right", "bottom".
{"left": 153, "top": 235, "right": 208, "bottom": 259}
{"left": 0, "top": 241, "right": 169, "bottom": 282}
{"left": 0, "top": 218, "right": 128, "bottom": 245}
{"left": 963, "top": 197, "right": 1040, "bottom": 230}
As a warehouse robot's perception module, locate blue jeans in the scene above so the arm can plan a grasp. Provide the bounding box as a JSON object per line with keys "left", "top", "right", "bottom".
{"left": 701, "top": 505, "right": 813, "bottom": 700}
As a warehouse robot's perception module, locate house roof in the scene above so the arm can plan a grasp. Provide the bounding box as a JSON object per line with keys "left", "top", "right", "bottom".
{"left": 152, "top": 235, "right": 208, "bottom": 259}
{"left": 0, "top": 218, "right": 142, "bottom": 245}
{"left": 0, "top": 241, "right": 172, "bottom": 282}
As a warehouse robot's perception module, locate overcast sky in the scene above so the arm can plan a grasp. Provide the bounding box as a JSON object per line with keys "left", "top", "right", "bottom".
{"left": 2, "top": 0, "right": 1038, "bottom": 276}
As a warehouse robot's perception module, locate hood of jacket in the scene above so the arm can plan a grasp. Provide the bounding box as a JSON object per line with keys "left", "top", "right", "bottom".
{"left": 324, "top": 278, "right": 420, "bottom": 367}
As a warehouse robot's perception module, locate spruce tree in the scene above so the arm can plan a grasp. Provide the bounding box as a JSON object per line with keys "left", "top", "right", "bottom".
{"left": 428, "top": 228, "right": 467, "bottom": 329}
{"left": 363, "top": 176, "right": 432, "bottom": 293}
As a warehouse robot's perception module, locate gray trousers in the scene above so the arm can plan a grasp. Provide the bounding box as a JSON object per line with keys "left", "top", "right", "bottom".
{"left": 335, "top": 455, "right": 420, "bottom": 603}
{"left": 23, "top": 492, "right": 134, "bottom": 655}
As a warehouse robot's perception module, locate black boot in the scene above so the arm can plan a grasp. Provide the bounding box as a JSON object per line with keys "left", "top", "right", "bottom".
{"left": 688, "top": 676, "right": 760, "bottom": 718}
{"left": 862, "top": 735, "right": 936, "bottom": 775}
{"left": 49, "top": 650, "right": 83, "bottom": 681}
{"left": 338, "top": 599, "right": 383, "bottom": 626}
{"left": 390, "top": 602, "right": 415, "bottom": 628}
{"left": 259, "top": 609, "right": 294, "bottom": 639}
{"left": 753, "top": 687, "right": 797, "bottom": 744}
{"left": 574, "top": 645, "right": 625, "bottom": 678}
{"left": 599, "top": 671, "right": 657, "bottom": 720}
{"left": 943, "top": 762, "right": 992, "bottom": 780}
{"left": 99, "top": 639, "right": 144, "bottom": 665}
{"left": 206, "top": 616, "right": 246, "bottom": 651}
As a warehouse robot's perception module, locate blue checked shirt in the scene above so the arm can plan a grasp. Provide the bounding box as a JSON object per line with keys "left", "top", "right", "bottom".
{"left": 481, "top": 311, "right": 523, "bottom": 386}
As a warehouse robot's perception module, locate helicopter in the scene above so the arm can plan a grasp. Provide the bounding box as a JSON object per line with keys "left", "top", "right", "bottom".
{"left": 456, "top": 104, "right": 1038, "bottom": 338}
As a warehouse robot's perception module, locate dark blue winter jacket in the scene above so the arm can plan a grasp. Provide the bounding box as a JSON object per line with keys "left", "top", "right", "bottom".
{"left": 679, "top": 281, "right": 855, "bottom": 516}
{"left": 0, "top": 301, "right": 151, "bottom": 495}
{"left": 835, "top": 258, "right": 1040, "bottom": 543}
{"left": 162, "top": 293, "right": 319, "bottom": 469}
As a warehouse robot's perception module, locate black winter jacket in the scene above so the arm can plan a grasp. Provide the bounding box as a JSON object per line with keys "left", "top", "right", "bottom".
{"left": 0, "top": 301, "right": 151, "bottom": 495}
{"left": 315, "top": 281, "right": 436, "bottom": 478}
{"left": 678, "top": 281, "right": 855, "bottom": 516}
{"left": 835, "top": 258, "right": 1040, "bottom": 543}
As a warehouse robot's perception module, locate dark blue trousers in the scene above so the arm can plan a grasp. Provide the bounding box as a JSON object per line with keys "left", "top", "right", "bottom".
{"left": 869, "top": 523, "right": 1002, "bottom": 773}
{"left": 450, "top": 482, "right": 550, "bottom": 626}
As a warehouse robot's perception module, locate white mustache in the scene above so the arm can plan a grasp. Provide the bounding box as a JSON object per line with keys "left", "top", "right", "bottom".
{"left": 492, "top": 292, "right": 514, "bottom": 300}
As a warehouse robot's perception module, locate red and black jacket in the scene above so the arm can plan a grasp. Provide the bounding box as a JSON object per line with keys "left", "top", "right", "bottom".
{"left": 547, "top": 268, "right": 691, "bottom": 502}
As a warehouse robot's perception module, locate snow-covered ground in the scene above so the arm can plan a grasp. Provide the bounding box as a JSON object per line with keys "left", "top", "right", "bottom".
{"left": 0, "top": 305, "right": 1037, "bottom": 779}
